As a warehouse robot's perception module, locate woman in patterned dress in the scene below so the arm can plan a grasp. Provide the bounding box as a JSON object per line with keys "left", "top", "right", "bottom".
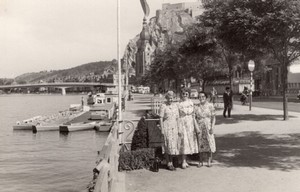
{"left": 159, "top": 91, "right": 179, "bottom": 171}
{"left": 194, "top": 91, "right": 216, "bottom": 167}
{"left": 178, "top": 91, "right": 198, "bottom": 169}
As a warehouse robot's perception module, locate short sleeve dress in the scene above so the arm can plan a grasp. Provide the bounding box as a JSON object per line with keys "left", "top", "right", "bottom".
{"left": 178, "top": 99, "right": 198, "bottom": 154}
{"left": 159, "top": 102, "right": 179, "bottom": 155}
{"left": 194, "top": 102, "right": 216, "bottom": 153}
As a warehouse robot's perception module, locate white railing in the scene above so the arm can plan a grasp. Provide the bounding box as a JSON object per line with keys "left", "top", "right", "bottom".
{"left": 83, "top": 123, "right": 120, "bottom": 192}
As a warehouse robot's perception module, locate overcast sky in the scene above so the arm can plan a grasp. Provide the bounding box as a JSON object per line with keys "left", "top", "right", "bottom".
{"left": 0, "top": 0, "right": 299, "bottom": 78}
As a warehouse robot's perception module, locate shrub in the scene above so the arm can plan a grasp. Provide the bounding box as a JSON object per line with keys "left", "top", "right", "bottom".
{"left": 119, "top": 148, "right": 155, "bottom": 171}
{"left": 131, "top": 111, "right": 161, "bottom": 151}
{"left": 131, "top": 117, "right": 148, "bottom": 150}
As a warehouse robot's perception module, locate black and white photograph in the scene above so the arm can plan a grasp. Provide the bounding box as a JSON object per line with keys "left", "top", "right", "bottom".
{"left": 1, "top": 0, "right": 300, "bottom": 191}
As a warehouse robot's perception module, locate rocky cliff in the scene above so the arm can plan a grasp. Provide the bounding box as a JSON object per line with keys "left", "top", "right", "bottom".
{"left": 122, "top": 9, "right": 196, "bottom": 73}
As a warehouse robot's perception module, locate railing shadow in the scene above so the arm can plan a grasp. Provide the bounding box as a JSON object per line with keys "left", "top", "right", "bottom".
{"left": 214, "top": 131, "right": 300, "bottom": 171}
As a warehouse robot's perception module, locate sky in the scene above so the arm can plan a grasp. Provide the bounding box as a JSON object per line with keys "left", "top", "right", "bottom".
{"left": 1, "top": 0, "right": 299, "bottom": 78}
{"left": 0, "top": 0, "right": 198, "bottom": 78}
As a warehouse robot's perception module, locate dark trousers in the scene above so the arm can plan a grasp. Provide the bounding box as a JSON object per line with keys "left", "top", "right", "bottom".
{"left": 223, "top": 104, "right": 231, "bottom": 117}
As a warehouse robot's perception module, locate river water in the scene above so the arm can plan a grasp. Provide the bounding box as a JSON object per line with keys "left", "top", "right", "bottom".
{"left": 0, "top": 94, "right": 108, "bottom": 192}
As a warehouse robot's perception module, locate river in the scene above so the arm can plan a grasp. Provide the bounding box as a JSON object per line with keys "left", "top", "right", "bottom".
{"left": 0, "top": 94, "right": 108, "bottom": 192}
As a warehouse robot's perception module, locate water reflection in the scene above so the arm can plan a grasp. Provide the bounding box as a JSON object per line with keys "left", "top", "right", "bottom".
{"left": 59, "top": 132, "right": 70, "bottom": 142}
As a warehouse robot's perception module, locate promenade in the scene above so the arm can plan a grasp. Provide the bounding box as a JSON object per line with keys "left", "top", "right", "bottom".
{"left": 124, "top": 94, "right": 300, "bottom": 192}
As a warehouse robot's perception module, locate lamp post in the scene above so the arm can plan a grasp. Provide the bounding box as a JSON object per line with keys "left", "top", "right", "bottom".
{"left": 248, "top": 60, "right": 255, "bottom": 111}
{"left": 117, "top": 0, "right": 123, "bottom": 141}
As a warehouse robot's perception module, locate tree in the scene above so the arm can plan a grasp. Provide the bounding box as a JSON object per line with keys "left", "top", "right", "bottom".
{"left": 146, "top": 24, "right": 228, "bottom": 93}
{"left": 202, "top": 0, "right": 300, "bottom": 120}
{"left": 178, "top": 25, "right": 228, "bottom": 90}
{"left": 146, "top": 45, "right": 182, "bottom": 93}
{"left": 200, "top": 2, "right": 245, "bottom": 89}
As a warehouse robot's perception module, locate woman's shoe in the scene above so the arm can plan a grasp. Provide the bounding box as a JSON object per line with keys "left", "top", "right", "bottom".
{"left": 182, "top": 162, "right": 189, "bottom": 169}
{"left": 167, "top": 165, "right": 176, "bottom": 171}
{"left": 197, "top": 162, "right": 203, "bottom": 168}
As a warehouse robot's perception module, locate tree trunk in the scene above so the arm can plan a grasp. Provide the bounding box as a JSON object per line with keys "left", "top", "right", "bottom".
{"left": 229, "top": 74, "right": 233, "bottom": 90}
{"left": 202, "top": 80, "right": 206, "bottom": 92}
{"left": 282, "top": 62, "right": 289, "bottom": 120}
{"left": 228, "top": 62, "right": 233, "bottom": 90}
{"left": 175, "top": 78, "right": 180, "bottom": 97}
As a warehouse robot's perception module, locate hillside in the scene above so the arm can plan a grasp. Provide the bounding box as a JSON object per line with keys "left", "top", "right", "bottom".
{"left": 15, "top": 60, "right": 117, "bottom": 83}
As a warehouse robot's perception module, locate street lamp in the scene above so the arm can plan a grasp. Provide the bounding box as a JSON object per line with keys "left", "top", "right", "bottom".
{"left": 248, "top": 60, "right": 255, "bottom": 111}
{"left": 117, "top": 0, "right": 123, "bottom": 141}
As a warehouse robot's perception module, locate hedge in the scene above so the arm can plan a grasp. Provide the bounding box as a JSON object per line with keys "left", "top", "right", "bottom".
{"left": 119, "top": 148, "right": 155, "bottom": 171}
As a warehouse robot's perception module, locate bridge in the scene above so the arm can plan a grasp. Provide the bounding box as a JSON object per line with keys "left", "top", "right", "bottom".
{"left": 0, "top": 82, "right": 116, "bottom": 95}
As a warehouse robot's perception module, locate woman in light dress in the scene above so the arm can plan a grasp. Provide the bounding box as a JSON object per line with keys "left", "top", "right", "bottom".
{"left": 178, "top": 91, "right": 198, "bottom": 169}
{"left": 194, "top": 91, "right": 216, "bottom": 167}
{"left": 159, "top": 91, "right": 179, "bottom": 171}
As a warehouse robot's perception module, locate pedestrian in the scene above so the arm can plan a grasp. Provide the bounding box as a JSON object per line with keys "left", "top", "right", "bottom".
{"left": 194, "top": 91, "right": 216, "bottom": 167}
{"left": 81, "top": 96, "right": 84, "bottom": 107}
{"left": 210, "top": 87, "right": 218, "bottom": 104}
{"left": 159, "top": 91, "right": 179, "bottom": 171}
{"left": 240, "top": 86, "right": 248, "bottom": 105}
{"left": 223, "top": 87, "right": 233, "bottom": 118}
{"left": 178, "top": 91, "right": 198, "bottom": 169}
{"left": 297, "top": 90, "right": 300, "bottom": 100}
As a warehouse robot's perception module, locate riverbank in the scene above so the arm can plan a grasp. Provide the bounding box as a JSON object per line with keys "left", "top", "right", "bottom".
{"left": 125, "top": 94, "right": 300, "bottom": 192}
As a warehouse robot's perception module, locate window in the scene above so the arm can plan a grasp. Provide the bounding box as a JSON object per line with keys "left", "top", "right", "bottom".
{"left": 107, "top": 98, "right": 111, "bottom": 103}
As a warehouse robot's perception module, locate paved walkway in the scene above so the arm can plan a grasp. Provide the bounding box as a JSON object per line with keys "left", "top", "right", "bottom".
{"left": 124, "top": 94, "right": 300, "bottom": 192}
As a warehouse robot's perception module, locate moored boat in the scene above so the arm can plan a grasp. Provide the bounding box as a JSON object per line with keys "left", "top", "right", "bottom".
{"left": 13, "top": 111, "right": 83, "bottom": 131}
{"left": 32, "top": 124, "right": 60, "bottom": 133}
{"left": 59, "top": 121, "right": 97, "bottom": 132}
{"left": 13, "top": 116, "right": 42, "bottom": 130}
{"left": 13, "top": 123, "right": 35, "bottom": 130}
{"left": 95, "top": 121, "right": 112, "bottom": 132}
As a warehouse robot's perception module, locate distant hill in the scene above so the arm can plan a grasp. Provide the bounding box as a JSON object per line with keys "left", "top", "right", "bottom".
{"left": 15, "top": 60, "right": 117, "bottom": 83}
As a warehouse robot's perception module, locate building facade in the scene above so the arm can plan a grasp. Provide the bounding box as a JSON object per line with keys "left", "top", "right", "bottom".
{"left": 259, "top": 59, "right": 300, "bottom": 96}
{"left": 162, "top": 1, "right": 205, "bottom": 18}
{"left": 135, "top": 18, "right": 153, "bottom": 78}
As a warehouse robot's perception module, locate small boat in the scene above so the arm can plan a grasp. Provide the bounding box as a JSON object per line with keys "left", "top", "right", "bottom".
{"left": 32, "top": 124, "right": 60, "bottom": 133}
{"left": 13, "top": 123, "right": 35, "bottom": 130}
{"left": 59, "top": 122, "right": 96, "bottom": 132}
{"left": 95, "top": 121, "right": 112, "bottom": 132}
{"left": 13, "top": 116, "right": 42, "bottom": 130}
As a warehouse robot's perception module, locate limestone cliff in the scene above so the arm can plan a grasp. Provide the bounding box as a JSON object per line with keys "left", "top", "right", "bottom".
{"left": 122, "top": 9, "right": 196, "bottom": 74}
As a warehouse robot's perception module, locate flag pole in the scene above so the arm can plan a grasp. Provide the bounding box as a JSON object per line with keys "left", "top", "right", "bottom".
{"left": 117, "top": 0, "right": 122, "bottom": 141}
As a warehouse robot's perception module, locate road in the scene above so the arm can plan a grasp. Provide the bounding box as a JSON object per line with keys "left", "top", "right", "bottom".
{"left": 234, "top": 96, "right": 300, "bottom": 113}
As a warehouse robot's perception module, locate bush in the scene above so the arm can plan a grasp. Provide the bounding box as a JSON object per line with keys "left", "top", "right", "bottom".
{"left": 119, "top": 148, "right": 155, "bottom": 171}
{"left": 131, "top": 111, "right": 160, "bottom": 151}
{"left": 131, "top": 117, "right": 148, "bottom": 150}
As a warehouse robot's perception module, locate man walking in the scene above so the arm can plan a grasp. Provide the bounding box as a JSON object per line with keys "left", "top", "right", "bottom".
{"left": 223, "top": 87, "right": 233, "bottom": 118}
